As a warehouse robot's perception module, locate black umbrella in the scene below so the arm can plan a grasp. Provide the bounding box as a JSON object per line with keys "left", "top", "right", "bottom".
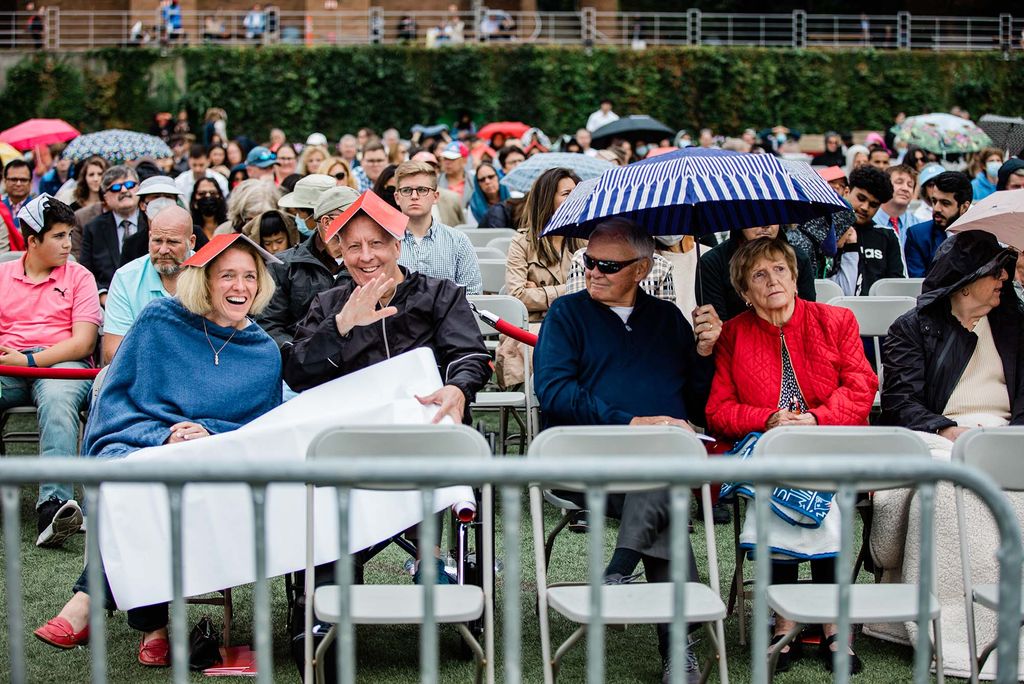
{"left": 590, "top": 115, "right": 675, "bottom": 149}
{"left": 978, "top": 114, "right": 1024, "bottom": 155}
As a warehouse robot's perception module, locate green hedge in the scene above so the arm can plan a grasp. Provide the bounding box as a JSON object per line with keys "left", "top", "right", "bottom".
{"left": 2, "top": 46, "right": 1022, "bottom": 140}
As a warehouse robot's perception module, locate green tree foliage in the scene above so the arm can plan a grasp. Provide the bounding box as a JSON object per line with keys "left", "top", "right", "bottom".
{"left": 2, "top": 46, "right": 1022, "bottom": 139}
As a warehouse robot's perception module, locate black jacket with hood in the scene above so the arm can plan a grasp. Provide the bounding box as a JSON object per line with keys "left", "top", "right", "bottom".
{"left": 880, "top": 230, "right": 1023, "bottom": 432}
{"left": 257, "top": 232, "right": 351, "bottom": 350}
{"left": 699, "top": 229, "right": 817, "bottom": 321}
{"left": 281, "top": 267, "right": 492, "bottom": 421}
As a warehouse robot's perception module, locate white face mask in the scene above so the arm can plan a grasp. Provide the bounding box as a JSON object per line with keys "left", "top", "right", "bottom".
{"left": 656, "top": 235, "right": 684, "bottom": 247}
{"left": 986, "top": 161, "right": 1002, "bottom": 179}
{"left": 144, "top": 197, "right": 177, "bottom": 220}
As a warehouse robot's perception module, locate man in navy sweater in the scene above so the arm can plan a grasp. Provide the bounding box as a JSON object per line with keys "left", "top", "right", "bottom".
{"left": 534, "top": 218, "right": 722, "bottom": 683}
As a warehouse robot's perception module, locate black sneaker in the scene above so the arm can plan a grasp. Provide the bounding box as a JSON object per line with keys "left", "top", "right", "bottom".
{"left": 568, "top": 509, "right": 589, "bottom": 533}
{"left": 662, "top": 637, "right": 701, "bottom": 684}
{"left": 36, "top": 497, "right": 83, "bottom": 548}
{"left": 602, "top": 571, "right": 643, "bottom": 585}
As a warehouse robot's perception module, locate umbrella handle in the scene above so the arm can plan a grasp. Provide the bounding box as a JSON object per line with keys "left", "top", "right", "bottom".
{"left": 695, "top": 238, "right": 703, "bottom": 306}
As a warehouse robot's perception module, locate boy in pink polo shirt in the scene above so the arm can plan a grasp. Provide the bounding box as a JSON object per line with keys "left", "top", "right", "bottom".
{"left": 0, "top": 194, "right": 101, "bottom": 548}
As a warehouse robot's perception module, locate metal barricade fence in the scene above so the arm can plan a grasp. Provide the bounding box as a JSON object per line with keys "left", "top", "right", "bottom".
{"left": 1, "top": 455, "right": 1021, "bottom": 684}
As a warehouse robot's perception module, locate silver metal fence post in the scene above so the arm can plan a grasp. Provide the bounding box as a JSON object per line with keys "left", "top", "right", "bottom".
{"left": 913, "top": 483, "right": 937, "bottom": 681}
{"left": 502, "top": 486, "right": 522, "bottom": 683}
{"left": 167, "top": 484, "right": 188, "bottom": 684}
{"left": 419, "top": 486, "right": 438, "bottom": 684}
{"left": 84, "top": 486, "right": 108, "bottom": 684}
{"left": 251, "top": 484, "right": 272, "bottom": 684}
{"left": 898, "top": 11, "right": 911, "bottom": 50}
{"left": 669, "top": 485, "right": 692, "bottom": 684}
{"left": 2, "top": 486, "right": 26, "bottom": 684}
{"left": 750, "top": 484, "right": 770, "bottom": 684}
{"left": 335, "top": 485, "right": 355, "bottom": 684}
{"left": 585, "top": 485, "right": 606, "bottom": 684}
{"left": 833, "top": 485, "right": 856, "bottom": 684}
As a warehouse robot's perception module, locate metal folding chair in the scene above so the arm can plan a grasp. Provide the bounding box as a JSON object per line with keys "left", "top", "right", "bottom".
{"left": 529, "top": 425, "right": 729, "bottom": 683}
{"left": 869, "top": 277, "right": 925, "bottom": 298}
{"left": 304, "top": 424, "right": 494, "bottom": 684}
{"left": 754, "top": 426, "right": 943, "bottom": 681}
{"left": 953, "top": 427, "right": 1024, "bottom": 684}
{"left": 814, "top": 278, "right": 843, "bottom": 304}
{"left": 457, "top": 227, "right": 517, "bottom": 247}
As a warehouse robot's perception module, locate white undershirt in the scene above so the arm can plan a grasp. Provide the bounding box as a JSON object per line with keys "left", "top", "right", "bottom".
{"left": 610, "top": 306, "right": 633, "bottom": 325}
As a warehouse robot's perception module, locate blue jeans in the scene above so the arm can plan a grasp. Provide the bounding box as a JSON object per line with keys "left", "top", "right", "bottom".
{"left": 0, "top": 358, "right": 93, "bottom": 508}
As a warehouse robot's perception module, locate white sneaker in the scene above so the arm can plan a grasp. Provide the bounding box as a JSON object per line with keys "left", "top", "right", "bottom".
{"left": 36, "top": 498, "right": 83, "bottom": 548}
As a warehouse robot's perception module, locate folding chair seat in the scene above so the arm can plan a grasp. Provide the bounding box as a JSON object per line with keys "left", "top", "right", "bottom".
{"left": 529, "top": 425, "right": 729, "bottom": 683}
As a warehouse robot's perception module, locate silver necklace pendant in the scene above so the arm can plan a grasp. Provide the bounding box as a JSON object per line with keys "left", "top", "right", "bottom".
{"left": 214, "top": 353, "right": 220, "bottom": 366}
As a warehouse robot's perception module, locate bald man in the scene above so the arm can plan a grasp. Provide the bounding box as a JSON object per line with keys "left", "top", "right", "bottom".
{"left": 102, "top": 205, "right": 196, "bottom": 363}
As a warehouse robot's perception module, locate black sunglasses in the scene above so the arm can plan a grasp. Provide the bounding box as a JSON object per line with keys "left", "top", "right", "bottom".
{"left": 333, "top": 172, "right": 347, "bottom": 180}
{"left": 582, "top": 253, "right": 641, "bottom": 274}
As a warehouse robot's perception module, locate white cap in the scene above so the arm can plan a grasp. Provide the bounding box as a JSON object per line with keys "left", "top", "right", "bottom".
{"left": 305, "top": 132, "right": 328, "bottom": 147}
{"left": 136, "top": 175, "right": 184, "bottom": 197}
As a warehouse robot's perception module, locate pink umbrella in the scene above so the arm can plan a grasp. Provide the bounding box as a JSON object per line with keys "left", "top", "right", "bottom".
{"left": 948, "top": 190, "right": 1024, "bottom": 251}
{"left": 476, "top": 121, "right": 530, "bottom": 141}
{"left": 0, "top": 118, "right": 80, "bottom": 152}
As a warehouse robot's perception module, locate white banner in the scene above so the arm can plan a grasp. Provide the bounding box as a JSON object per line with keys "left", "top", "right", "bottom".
{"left": 97, "top": 348, "right": 473, "bottom": 610}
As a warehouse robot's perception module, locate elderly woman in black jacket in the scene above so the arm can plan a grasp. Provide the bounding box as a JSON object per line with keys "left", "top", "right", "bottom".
{"left": 881, "top": 229, "right": 1023, "bottom": 438}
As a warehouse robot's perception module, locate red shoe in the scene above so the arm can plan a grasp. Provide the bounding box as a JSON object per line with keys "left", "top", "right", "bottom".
{"left": 33, "top": 617, "right": 89, "bottom": 649}
{"left": 138, "top": 636, "right": 170, "bottom": 667}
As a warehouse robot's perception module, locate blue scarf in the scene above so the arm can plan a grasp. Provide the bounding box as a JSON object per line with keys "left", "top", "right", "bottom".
{"left": 83, "top": 297, "right": 282, "bottom": 456}
{"left": 469, "top": 183, "right": 510, "bottom": 223}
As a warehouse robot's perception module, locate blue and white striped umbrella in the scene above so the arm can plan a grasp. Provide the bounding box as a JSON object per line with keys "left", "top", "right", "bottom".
{"left": 542, "top": 147, "right": 847, "bottom": 239}
{"left": 499, "top": 152, "right": 613, "bottom": 194}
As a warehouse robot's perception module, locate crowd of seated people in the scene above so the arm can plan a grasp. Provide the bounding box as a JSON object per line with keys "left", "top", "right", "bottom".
{"left": 1, "top": 124, "right": 1022, "bottom": 680}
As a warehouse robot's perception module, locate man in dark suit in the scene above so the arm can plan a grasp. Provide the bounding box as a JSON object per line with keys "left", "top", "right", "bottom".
{"left": 80, "top": 166, "right": 148, "bottom": 304}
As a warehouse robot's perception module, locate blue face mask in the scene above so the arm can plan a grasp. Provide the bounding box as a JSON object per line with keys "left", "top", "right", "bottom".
{"left": 636, "top": 145, "right": 649, "bottom": 158}
{"left": 986, "top": 161, "right": 1002, "bottom": 179}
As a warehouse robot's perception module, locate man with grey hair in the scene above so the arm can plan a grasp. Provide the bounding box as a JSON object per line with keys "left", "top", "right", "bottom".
{"left": 534, "top": 217, "right": 723, "bottom": 683}
{"left": 102, "top": 205, "right": 195, "bottom": 363}
{"left": 80, "top": 165, "right": 147, "bottom": 301}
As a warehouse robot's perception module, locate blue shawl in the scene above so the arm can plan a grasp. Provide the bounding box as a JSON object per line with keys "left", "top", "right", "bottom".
{"left": 83, "top": 297, "right": 282, "bottom": 456}
{"left": 469, "top": 182, "right": 510, "bottom": 223}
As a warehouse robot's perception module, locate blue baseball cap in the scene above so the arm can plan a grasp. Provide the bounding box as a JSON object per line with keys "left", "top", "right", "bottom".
{"left": 245, "top": 146, "right": 277, "bottom": 169}
{"left": 917, "top": 163, "right": 945, "bottom": 188}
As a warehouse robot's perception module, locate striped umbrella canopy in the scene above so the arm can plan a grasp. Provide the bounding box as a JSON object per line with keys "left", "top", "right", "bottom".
{"left": 63, "top": 129, "right": 172, "bottom": 164}
{"left": 542, "top": 147, "right": 848, "bottom": 240}
{"left": 499, "top": 152, "right": 613, "bottom": 194}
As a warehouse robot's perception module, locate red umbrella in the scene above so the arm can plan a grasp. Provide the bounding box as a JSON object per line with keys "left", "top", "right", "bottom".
{"left": 0, "top": 118, "right": 80, "bottom": 152}
{"left": 476, "top": 121, "right": 531, "bottom": 141}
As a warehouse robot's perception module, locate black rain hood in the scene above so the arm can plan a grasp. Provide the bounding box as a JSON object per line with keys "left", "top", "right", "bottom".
{"left": 918, "top": 229, "right": 1018, "bottom": 310}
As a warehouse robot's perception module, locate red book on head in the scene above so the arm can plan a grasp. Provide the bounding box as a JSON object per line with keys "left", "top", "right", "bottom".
{"left": 325, "top": 190, "right": 409, "bottom": 242}
{"left": 182, "top": 233, "right": 282, "bottom": 268}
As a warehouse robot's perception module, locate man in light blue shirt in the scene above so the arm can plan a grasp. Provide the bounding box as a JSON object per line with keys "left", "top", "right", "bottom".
{"left": 102, "top": 206, "right": 194, "bottom": 363}
{"left": 393, "top": 161, "right": 482, "bottom": 294}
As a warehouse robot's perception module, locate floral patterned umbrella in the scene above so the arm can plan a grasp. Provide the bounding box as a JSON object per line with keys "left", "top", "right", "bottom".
{"left": 62, "top": 129, "right": 172, "bottom": 164}
{"left": 891, "top": 113, "right": 992, "bottom": 155}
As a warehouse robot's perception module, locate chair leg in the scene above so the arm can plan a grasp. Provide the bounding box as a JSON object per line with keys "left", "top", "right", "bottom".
{"left": 222, "top": 588, "right": 232, "bottom": 647}
{"left": 543, "top": 513, "right": 573, "bottom": 572}
{"left": 455, "top": 623, "right": 486, "bottom": 684}
{"left": 933, "top": 617, "right": 944, "bottom": 684}
{"left": 704, "top": 619, "right": 730, "bottom": 684}
{"left": 313, "top": 624, "right": 337, "bottom": 684}
{"left": 551, "top": 626, "right": 587, "bottom": 682}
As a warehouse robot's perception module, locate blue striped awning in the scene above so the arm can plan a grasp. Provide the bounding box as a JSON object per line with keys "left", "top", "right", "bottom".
{"left": 542, "top": 148, "right": 848, "bottom": 239}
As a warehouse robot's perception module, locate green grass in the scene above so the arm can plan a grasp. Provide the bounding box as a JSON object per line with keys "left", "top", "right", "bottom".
{"left": 0, "top": 413, "right": 940, "bottom": 682}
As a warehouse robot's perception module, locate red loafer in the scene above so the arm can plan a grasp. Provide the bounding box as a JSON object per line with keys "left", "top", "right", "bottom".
{"left": 138, "top": 636, "right": 170, "bottom": 667}
{"left": 33, "top": 617, "right": 89, "bottom": 649}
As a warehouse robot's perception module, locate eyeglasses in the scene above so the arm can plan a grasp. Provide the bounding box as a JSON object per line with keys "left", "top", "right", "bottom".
{"left": 582, "top": 253, "right": 641, "bottom": 274}
{"left": 4, "top": 176, "right": 30, "bottom": 184}
{"left": 477, "top": 174, "right": 498, "bottom": 183}
{"left": 333, "top": 172, "right": 347, "bottom": 180}
{"left": 397, "top": 186, "right": 435, "bottom": 197}
{"left": 107, "top": 180, "right": 138, "bottom": 193}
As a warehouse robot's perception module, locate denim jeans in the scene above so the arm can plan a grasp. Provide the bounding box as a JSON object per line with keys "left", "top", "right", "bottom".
{"left": 73, "top": 564, "right": 167, "bottom": 632}
{"left": 0, "top": 356, "right": 92, "bottom": 508}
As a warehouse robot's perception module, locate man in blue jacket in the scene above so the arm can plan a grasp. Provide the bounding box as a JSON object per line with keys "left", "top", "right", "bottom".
{"left": 534, "top": 217, "right": 722, "bottom": 683}
{"left": 905, "top": 171, "right": 972, "bottom": 278}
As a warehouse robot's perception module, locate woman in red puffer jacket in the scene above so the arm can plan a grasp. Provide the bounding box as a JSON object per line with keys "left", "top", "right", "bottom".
{"left": 706, "top": 237, "right": 877, "bottom": 675}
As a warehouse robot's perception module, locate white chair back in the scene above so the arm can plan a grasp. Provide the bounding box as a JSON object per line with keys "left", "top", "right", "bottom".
{"left": 474, "top": 246, "right": 506, "bottom": 261}
{"left": 459, "top": 228, "right": 517, "bottom": 247}
{"left": 814, "top": 278, "right": 843, "bottom": 303}
{"left": 477, "top": 258, "right": 507, "bottom": 294}
{"left": 869, "top": 277, "right": 924, "bottom": 298}
{"left": 486, "top": 236, "right": 515, "bottom": 255}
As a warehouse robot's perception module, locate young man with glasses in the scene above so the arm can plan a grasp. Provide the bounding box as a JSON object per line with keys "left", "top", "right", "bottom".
{"left": 392, "top": 160, "right": 481, "bottom": 294}
{"left": 533, "top": 217, "right": 721, "bottom": 684}
{"left": 79, "top": 166, "right": 147, "bottom": 303}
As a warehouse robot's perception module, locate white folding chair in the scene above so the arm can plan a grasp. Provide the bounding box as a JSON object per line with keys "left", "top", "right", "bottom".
{"left": 952, "top": 427, "right": 1024, "bottom": 684}
{"left": 0, "top": 250, "right": 24, "bottom": 263}
{"left": 828, "top": 295, "right": 916, "bottom": 407}
{"left": 529, "top": 426, "right": 729, "bottom": 683}
{"left": 754, "top": 426, "right": 943, "bottom": 681}
{"left": 486, "top": 236, "right": 515, "bottom": 255}
{"left": 477, "top": 258, "right": 507, "bottom": 295}
{"left": 814, "top": 278, "right": 843, "bottom": 304}
{"left": 869, "top": 277, "right": 925, "bottom": 298}
{"left": 474, "top": 246, "right": 506, "bottom": 261}
{"left": 459, "top": 228, "right": 518, "bottom": 247}
{"left": 467, "top": 294, "right": 535, "bottom": 451}
{"left": 305, "top": 425, "right": 493, "bottom": 684}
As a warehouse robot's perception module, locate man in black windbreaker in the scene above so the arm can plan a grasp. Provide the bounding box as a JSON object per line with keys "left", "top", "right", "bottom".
{"left": 282, "top": 190, "right": 491, "bottom": 423}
